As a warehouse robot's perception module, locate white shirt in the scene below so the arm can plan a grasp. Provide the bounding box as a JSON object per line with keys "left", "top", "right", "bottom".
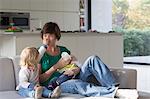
{"left": 16, "top": 66, "right": 39, "bottom": 90}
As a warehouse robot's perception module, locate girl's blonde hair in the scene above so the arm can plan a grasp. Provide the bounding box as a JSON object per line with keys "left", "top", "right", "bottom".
{"left": 20, "top": 47, "right": 39, "bottom": 67}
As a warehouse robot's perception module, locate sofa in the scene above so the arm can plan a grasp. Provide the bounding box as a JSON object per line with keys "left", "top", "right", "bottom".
{"left": 0, "top": 56, "right": 138, "bottom": 99}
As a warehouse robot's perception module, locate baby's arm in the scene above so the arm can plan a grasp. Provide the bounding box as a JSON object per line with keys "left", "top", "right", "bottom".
{"left": 60, "top": 52, "right": 81, "bottom": 77}
{"left": 63, "top": 66, "right": 80, "bottom": 78}
{"left": 68, "top": 55, "right": 81, "bottom": 77}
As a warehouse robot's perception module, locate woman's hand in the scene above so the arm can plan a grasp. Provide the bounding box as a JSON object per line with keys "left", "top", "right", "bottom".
{"left": 54, "top": 58, "right": 71, "bottom": 70}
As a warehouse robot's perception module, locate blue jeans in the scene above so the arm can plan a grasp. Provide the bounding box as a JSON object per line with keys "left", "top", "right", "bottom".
{"left": 60, "top": 55, "right": 118, "bottom": 97}
{"left": 18, "top": 86, "right": 52, "bottom": 98}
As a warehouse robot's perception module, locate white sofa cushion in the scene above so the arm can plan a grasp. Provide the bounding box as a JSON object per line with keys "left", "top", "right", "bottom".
{"left": 11, "top": 56, "right": 20, "bottom": 86}
{"left": 0, "top": 91, "right": 84, "bottom": 99}
{"left": 0, "top": 57, "right": 16, "bottom": 91}
{"left": 0, "top": 91, "right": 111, "bottom": 99}
{"left": 0, "top": 91, "right": 23, "bottom": 99}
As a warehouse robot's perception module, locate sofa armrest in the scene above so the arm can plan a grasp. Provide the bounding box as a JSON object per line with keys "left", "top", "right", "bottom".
{"left": 87, "top": 68, "right": 137, "bottom": 89}
{"left": 110, "top": 68, "right": 137, "bottom": 89}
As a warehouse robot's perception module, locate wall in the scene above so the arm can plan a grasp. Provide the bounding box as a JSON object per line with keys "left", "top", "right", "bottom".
{"left": 0, "top": 0, "right": 113, "bottom": 32}
{"left": 91, "top": 0, "right": 112, "bottom": 32}
{"left": 59, "top": 33, "right": 123, "bottom": 68}
{"left": 0, "top": 0, "right": 80, "bottom": 31}
{"left": 0, "top": 32, "right": 123, "bottom": 68}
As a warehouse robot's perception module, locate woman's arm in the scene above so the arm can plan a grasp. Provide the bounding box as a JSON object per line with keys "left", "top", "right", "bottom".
{"left": 39, "top": 64, "right": 58, "bottom": 83}
{"left": 39, "top": 58, "right": 71, "bottom": 83}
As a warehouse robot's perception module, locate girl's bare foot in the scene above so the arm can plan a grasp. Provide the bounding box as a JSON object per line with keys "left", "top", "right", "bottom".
{"left": 35, "top": 86, "right": 43, "bottom": 99}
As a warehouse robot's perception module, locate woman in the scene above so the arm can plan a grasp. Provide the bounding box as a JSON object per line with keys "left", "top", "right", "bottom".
{"left": 39, "top": 22, "right": 138, "bottom": 98}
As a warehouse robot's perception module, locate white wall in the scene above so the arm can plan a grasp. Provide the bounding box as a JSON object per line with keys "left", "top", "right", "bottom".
{"left": 91, "top": 0, "right": 112, "bottom": 32}
{"left": 0, "top": 0, "right": 113, "bottom": 32}
{"left": 0, "top": 0, "right": 80, "bottom": 31}
{"left": 0, "top": 32, "right": 123, "bottom": 68}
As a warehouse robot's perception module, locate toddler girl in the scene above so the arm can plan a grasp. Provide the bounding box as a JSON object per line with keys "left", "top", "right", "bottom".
{"left": 16, "top": 47, "right": 61, "bottom": 98}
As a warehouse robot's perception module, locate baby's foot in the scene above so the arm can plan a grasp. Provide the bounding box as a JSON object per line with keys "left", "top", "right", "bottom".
{"left": 51, "top": 86, "right": 61, "bottom": 98}
{"left": 48, "top": 77, "right": 58, "bottom": 90}
{"left": 35, "top": 86, "right": 43, "bottom": 99}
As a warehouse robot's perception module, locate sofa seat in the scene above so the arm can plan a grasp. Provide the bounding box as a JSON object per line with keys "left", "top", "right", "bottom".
{"left": 0, "top": 91, "right": 115, "bottom": 99}
{"left": 1, "top": 91, "right": 150, "bottom": 99}
{"left": 0, "top": 91, "right": 23, "bottom": 99}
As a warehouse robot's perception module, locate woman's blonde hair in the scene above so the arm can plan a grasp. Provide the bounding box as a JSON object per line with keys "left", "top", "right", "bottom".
{"left": 20, "top": 47, "right": 39, "bottom": 67}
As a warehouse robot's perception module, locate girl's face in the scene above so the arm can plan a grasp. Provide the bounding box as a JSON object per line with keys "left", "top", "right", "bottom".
{"left": 42, "top": 33, "right": 57, "bottom": 46}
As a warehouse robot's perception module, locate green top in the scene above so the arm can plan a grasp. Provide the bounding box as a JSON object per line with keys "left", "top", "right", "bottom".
{"left": 40, "top": 45, "right": 70, "bottom": 86}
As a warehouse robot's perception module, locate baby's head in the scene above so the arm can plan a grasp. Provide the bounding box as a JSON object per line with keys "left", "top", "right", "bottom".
{"left": 61, "top": 52, "right": 71, "bottom": 61}
{"left": 20, "top": 47, "right": 39, "bottom": 67}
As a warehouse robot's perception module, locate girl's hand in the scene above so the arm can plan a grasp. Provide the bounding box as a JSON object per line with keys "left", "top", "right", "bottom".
{"left": 34, "top": 84, "right": 40, "bottom": 90}
{"left": 43, "top": 39, "right": 48, "bottom": 45}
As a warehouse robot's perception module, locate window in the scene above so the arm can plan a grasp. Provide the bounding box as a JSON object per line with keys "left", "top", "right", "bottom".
{"left": 112, "top": 0, "right": 150, "bottom": 56}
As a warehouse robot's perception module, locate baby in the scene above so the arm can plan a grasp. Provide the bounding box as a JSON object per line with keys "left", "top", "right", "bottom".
{"left": 38, "top": 45, "right": 81, "bottom": 90}
{"left": 59, "top": 51, "right": 78, "bottom": 73}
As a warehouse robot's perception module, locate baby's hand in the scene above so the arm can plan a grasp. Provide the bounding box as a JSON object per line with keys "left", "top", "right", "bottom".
{"left": 63, "top": 69, "right": 75, "bottom": 76}
{"left": 66, "top": 67, "right": 80, "bottom": 78}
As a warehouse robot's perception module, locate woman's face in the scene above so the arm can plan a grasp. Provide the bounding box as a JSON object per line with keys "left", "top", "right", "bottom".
{"left": 42, "top": 33, "right": 57, "bottom": 46}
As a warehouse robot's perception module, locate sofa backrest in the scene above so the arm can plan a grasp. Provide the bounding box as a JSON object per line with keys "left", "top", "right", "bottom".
{"left": 12, "top": 56, "right": 137, "bottom": 89}
{"left": 86, "top": 68, "right": 137, "bottom": 89}
{"left": 12, "top": 56, "right": 20, "bottom": 87}
{"left": 0, "top": 57, "right": 16, "bottom": 91}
